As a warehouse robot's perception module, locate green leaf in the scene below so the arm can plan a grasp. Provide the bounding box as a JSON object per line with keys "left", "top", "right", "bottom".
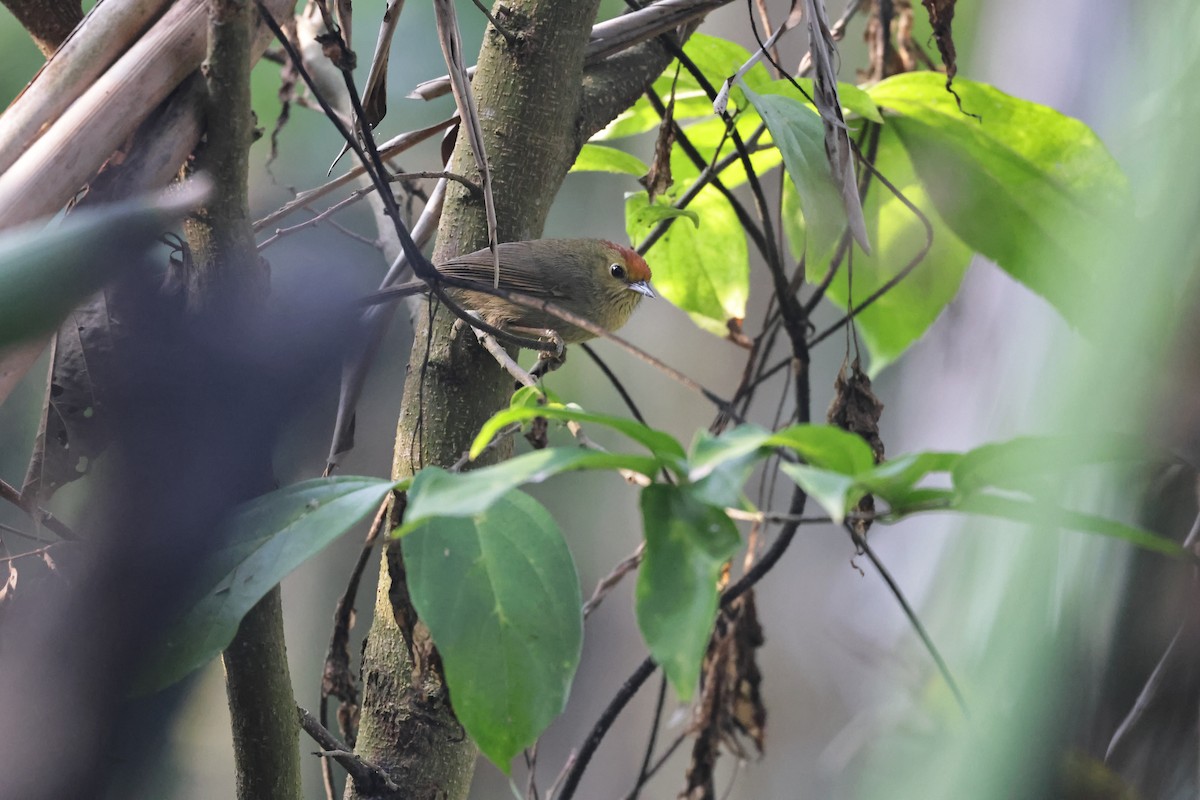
{"left": 949, "top": 493, "right": 1186, "bottom": 559}
{"left": 400, "top": 450, "right": 661, "bottom": 535}
{"left": 594, "top": 34, "right": 771, "bottom": 140}
{"left": 779, "top": 462, "right": 862, "bottom": 523}
{"left": 686, "top": 426, "right": 775, "bottom": 508}
{"left": 756, "top": 77, "right": 883, "bottom": 123}
{"left": 403, "top": 490, "right": 583, "bottom": 770}
{"left": 630, "top": 185, "right": 748, "bottom": 337}
{"left": 857, "top": 451, "right": 960, "bottom": 511}
{"left": 688, "top": 425, "right": 774, "bottom": 481}
{"left": 952, "top": 435, "right": 1147, "bottom": 496}
{"left": 668, "top": 114, "right": 784, "bottom": 189}
{"left": 139, "top": 477, "right": 395, "bottom": 693}
{"left": 570, "top": 143, "right": 649, "bottom": 177}
{"left": 742, "top": 84, "right": 848, "bottom": 265}
{"left": 637, "top": 484, "right": 741, "bottom": 698}
{"left": 868, "top": 72, "right": 1129, "bottom": 329}
{"left": 768, "top": 424, "right": 878, "bottom": 475}
{"left": 787, "top": 126, "right": 974, "bottom": 376}
{"left": 624, "top": 191, "right": 700, "bottom": 243}
{"left": 471, "top": 399, "right": 685, "bottom": 465}
{"left": 669, "top": 33, "right": 772, "bottom": 95}
{"left": 0, "top": 192, "right": 196, "bottom": 345}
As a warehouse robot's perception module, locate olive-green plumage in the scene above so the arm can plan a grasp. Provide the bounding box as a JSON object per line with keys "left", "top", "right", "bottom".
{"left": 371, "top": 238, "right": 654, "bottom": 344}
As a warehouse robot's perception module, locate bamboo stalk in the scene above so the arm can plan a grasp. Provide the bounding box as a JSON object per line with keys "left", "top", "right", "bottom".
{"left": 0, "top": 0, "right": 174, "bottom": 174}
{"left": 0, "top": 0, "right": 296, "bottom": 230}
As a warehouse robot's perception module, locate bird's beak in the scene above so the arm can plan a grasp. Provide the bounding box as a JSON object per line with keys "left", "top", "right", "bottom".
{"left": 628, "top": 280, "right": 655, "bottom": 298}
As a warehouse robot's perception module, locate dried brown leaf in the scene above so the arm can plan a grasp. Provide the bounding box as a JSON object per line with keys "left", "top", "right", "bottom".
{"left": 22, "top": 291, "right": 123, "bottom": 504}
{"left": 828, "top": 357, "right": 884, "bottom": 537}
{"left": 641, "top": 92, "right": 676, "bottom": 203}
{"left": 804, "top": 0, "right": 870, "bottom": 254}
{"left": 682, "top": 593, "right": 767, "bottom": 799}
{"left": 920, "top": 0, "right": 958, "bottom": 80}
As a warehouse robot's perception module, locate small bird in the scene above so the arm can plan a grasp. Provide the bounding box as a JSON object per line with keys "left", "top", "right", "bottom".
{"left": 368, "top": 238, "right": 654, "bottom": 350}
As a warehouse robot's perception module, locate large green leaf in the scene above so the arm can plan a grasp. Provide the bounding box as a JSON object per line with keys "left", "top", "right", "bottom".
{"left": 667, "top": 113, "right": 783, "bottom": 190}
{"left": 139, "top": 476, "right": 395, "bottom": 693}
{"left": 769, "top": 424, "right": 878, "bottom": 475}
{"left": 570, "top": 143, "right": 649, "bottom": 177}
{"left": 927, "top": 491, "right": 1186, "bottom": 559}
{"left": 403, "top": 490, "right": 583, "bottom": 771}
{"left": 868, "top": 72, "right": 1129, "bottom": 329}
{"left": 628, "top": 185, "right": 748, "bottom": 337}
{"left": 755, "top": 77, "right": 883, "bottom": 123}
{"left": 779, "top": 462, "right": 862, "bottom": 523}
{"left": 952, "top": 434, "right": 1148, "bottom": 495}
{"left": 624, "top": 191, "right": 701, "bottom": 238}
{"left": 743, "top": 84, "right": 847, "bottom": 265}
{"left": 0, "top": 190, "right": 199, "bottom": 345}
{"left": 857, "top": 451, "right": 960, "bottom": 511}
{"left": 399, "top": 450, "right": 661, "bottom": 535}
{"left": 471, "top": 397, "right": 685, "bottom": 465}
{"left": 785, "top": 125, "right": 974, "bottom": 375}
{"left": 595, "top": 33, "right": 771, "bottom": 140}
{"left": 637, "top": 484, "right": 741, "bottom": 699}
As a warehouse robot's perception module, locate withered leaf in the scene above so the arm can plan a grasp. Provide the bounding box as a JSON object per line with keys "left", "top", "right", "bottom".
{"left": 681, "top": 593, "right": 767, "bottom": 799}
{"left": 828, "top": 358, "right": 884, "bottom": 538}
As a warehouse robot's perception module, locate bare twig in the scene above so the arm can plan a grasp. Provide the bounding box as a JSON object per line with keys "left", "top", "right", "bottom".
{"left": 409, "top": 0, "right": 734, "bottom": 101}
{"left": 846, "top": 524, "right": 969, "bottom": 717}
{"left": 319, "top": 495, "right": 392, "bottom": 800}
{"left": 252, "top": 116, "right": 457, "bottom": 233}
{"left": 433, "top": 0, "right": 499, "bottom": 286}
{"left": 298, "top": 705, "right": 402, "bottom": 795}
{"left": 582, "top": 543, "right": 644, "bottom": 618}
{"left": 0, "top": 479, "right": 78, "bottom": 541}
{"left": 470, "top": 320, "right": 538, "bottom": 388}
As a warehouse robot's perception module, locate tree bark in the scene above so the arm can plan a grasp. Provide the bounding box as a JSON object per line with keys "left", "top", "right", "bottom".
{"left": 349, "top": 4, "right": 678, "bottom": 799}
{"left": 2, "top": 0, "right": 81, "bottom": 57}
{"left": 184, "top": 0, "right": 300, "bottom": 797}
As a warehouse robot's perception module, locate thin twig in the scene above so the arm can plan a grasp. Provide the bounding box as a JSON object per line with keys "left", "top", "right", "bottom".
{"left": 470, "top": 320, "right": 538, "bottom": 388}
{"left": 626, "top": 673, "right": 669, "bottom": 800}
{"left": 582, "top": 544, "right": 644, "bottom": 618}
{"left": 0, "top": 479, "right": 79, "bottom": 541}
{"left": 1106, "top": 510, "right": 1200, "bottom": 762}
{"left": 807, "top": 135, "right": 934, "bottom": 348}
{"left": 433, "top": 0, "right": 500, "bottom": 286}
{"left": 578, "top": 343, "right": 649, "bottom": 426}
{"left": 252, "top": 116, "right": 457, "bottom": 232}
{"left": 449, "top": 423, "right": 521, "bottom": 473}
{"left": 621, "top": 730, "right": 688, "bottom": 800}
{"left": 847, "top": 525, "right": 970, "bottom": 717}
{"left": 559, "top": 486, "right": 809, "bottom": 800}
{"left": 297, "top": 705, "right": 402, "bottom": 795}
{"left": 0, "top": 543, "right": 58, "bottom": 564}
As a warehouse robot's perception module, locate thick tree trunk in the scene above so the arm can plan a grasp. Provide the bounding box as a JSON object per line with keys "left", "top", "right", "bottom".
{"left": 348, "top": 2, "right": 677, "bottom": 797}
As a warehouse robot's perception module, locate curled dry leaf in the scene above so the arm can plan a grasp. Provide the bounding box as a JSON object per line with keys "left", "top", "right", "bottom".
{"left": 921, "top": 0, "right": 958, "bottom": 80}
{"left": 682, "top": 593, "right": 767, "bottom": 799}
{"left": 827, "top": 357, "right": 884, "bottom": 537}
{"left": 22, "top": 292, "right": 122, "bottom": 504}
{"left": 641, "top": 88, "right": 676, "bottom": 203}
{"left": 804, "top": 0, "right": 870, "bottom": 254}
{"left": 919, "top": 0, "right": 970, "bottom": 113}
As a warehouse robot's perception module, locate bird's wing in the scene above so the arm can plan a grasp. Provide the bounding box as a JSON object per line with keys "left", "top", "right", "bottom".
{"left": 436, "top": 242, "right": 572, "bottom": 299}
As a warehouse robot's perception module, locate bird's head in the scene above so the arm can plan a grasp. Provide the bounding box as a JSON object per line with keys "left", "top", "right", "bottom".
{"left": 599, "top": 241, "right": 655, "bottom": 300}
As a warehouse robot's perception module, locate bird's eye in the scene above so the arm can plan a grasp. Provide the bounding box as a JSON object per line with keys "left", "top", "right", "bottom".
{"left": 609, "top": 263, "right": 626, "bottom": 281}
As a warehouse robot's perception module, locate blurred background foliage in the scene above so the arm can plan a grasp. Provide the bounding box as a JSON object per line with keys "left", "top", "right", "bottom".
{"left": 2, "top": 0, "right": 1198, "bottom": 798}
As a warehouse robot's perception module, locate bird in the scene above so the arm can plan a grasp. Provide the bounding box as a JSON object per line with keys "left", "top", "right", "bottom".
{"left": 366, "top": 238, "right": 654, "bottom": 352}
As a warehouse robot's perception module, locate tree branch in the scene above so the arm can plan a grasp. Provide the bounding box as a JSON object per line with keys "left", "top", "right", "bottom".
{"left": 2, "top": 0, "right": 81, "bottom": 57}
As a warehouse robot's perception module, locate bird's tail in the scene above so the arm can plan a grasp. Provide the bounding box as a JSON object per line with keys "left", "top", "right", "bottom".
{"left": 360, "top": 280, "right": 429, "bottom": 307}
